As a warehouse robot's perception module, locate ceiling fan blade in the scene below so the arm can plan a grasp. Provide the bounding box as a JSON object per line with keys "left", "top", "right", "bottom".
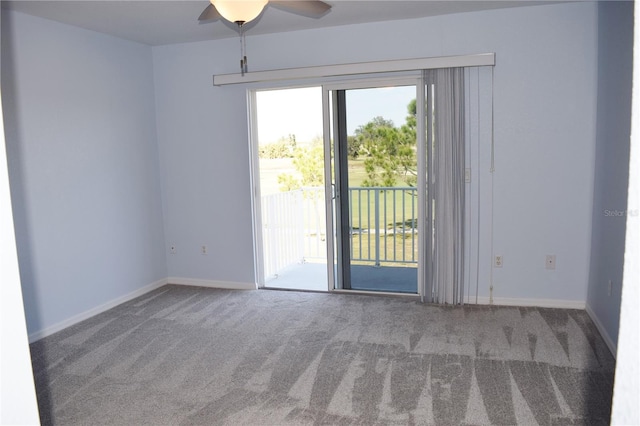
{"left": 198, "top": 4, "right": 221, "bottom": 22}
{"left": 269, "top": 1, "right": 331, "bottom": 18}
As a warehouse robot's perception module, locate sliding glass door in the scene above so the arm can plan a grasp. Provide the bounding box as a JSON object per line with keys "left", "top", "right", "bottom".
{"left": 250, "top": 77, "right": 427, "bottom": 296}
{"left": 324, "top": 79, "right": 424, "bottom": 294}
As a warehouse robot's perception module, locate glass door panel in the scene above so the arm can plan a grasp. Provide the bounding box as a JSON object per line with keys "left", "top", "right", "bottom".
{"left": 329, "top": 83, "right": 419, "bottom": 294}
{"left": 254, "top": 87, "right": 328, "bottom": 291}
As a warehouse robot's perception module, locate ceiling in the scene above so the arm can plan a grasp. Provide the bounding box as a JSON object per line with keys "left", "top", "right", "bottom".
{"left": 3, "top": 1, "right": 553, "bottom": 46}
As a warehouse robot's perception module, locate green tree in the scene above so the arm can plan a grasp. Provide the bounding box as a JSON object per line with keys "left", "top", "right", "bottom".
{"left": 277, "top": 138, "right": 325, "bottom": 191}
{"left": 277, "top": 174, "right": 300, "bottom": 192}
{"left": 355, "top": 109, "right": 417, "bottom": 187}
{"left": 258, "top": 134, "right": 297, "bottom": 159}
{"left": 275, "top": 99, "right": 418, "bottom": 191}
{"left": 347, "top": 135, "right": 361, "bottom": 159}
{"left": 293, "top": 142, "right": 324, "bottom": 187}
{"left": 398, "top": 99, "right": 418, "bottom": 187}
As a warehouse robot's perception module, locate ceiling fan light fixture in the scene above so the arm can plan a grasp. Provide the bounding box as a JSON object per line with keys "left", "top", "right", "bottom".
{"left": 211, "top": 0, "right": 268, "bottom": 24}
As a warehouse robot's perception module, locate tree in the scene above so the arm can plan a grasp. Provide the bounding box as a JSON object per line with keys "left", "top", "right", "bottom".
{"left": 355, "top": 105, "right": 417, "bottom": 187}
{"left": 398, "top": 99, "right": 418, "bottom": 187}
{"left": 275, "top": 98, "right": 418, "bottom": 191}
{"left": 347, "top": 135, "right": 361, "bottom": 159}
{"left": 356, "top": 117, "right": 401, "bottom": 187}
{"left": 277, "top": 138, "right": 325, "bottom": 191}
{"left": 259, "top": 134, "right": 297, "bottom": 159}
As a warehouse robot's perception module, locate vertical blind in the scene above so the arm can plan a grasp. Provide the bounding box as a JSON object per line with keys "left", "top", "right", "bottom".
{"left": 423, "top": 66, "right": 494, "bottom": 305}
{"left": 425, "top": 68, "right": 466, "bottom": 304}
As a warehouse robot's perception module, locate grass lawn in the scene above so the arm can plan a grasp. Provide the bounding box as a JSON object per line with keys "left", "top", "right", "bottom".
{"left": 346, "top": 158, "right": 369, "bottom": 187}
{"left": 347, "top": 187, "right": 417, "bottom": 230}
{"left": 351, "top": 233, "right": 418, "bottom": 265}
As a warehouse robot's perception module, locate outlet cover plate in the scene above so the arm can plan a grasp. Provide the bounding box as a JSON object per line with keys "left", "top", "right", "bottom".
{"left": 546, "top": 255, "right": 556, "bottom": 270}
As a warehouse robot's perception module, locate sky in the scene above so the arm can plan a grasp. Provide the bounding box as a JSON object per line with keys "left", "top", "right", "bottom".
{"left": 256, "top": 85, "right": 415, "bottom": 145}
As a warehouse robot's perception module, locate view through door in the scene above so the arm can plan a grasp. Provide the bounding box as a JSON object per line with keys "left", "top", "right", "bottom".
{"left": 254, "top": 87, "right": 328, "bottom": 291}
{"left": 254, "top": 83, "right": 420, "bottom": 294}
{"left": 330, "top": 84, "right": 419, "bottom": 294}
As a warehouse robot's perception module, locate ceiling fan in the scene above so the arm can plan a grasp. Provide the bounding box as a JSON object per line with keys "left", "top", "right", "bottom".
{"left": 198, "top": 1, "right": 332, "bottom": 25}
{"left": 198, "top": 1, "right": 332, "bottom": 75}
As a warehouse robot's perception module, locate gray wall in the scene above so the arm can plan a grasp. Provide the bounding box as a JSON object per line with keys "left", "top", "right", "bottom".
{"left": 1, "top": 12, "right": 167, "bottom": 335}
{"left": 587, "top": 1, "right": 634, "bottom": 350}
{"left": 153, "top": 2, "right": 600, "bottom": 302}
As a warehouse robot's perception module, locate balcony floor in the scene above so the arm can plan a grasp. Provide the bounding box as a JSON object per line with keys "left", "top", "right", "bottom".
{"left": 264, "top": 262, "right": 418, "bottom": 294}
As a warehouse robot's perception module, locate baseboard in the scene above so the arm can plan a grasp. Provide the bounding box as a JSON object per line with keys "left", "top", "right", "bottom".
{"left": 585, "top": 303, "right": 617, "bottom": 358}
{"left": 167, "top": 277, "right": 256, "bottom": 290}
{"left": 469, "top": 296, "right": 586, "bottom": 310}
{"left": 28, "top": 278, "right": 168, "bottom": 343}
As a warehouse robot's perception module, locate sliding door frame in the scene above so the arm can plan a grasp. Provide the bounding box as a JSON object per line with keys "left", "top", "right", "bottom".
{"left": 247, "top": 89, "right": 265, "bottom": 288}
{"left": 322, "top": 75, "right": 427, "bottom": 297}
{"left": 248, "top": 75, "right": 428, "bottom": 295}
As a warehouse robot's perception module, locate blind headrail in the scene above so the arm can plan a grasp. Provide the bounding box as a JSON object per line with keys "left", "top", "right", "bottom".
{"left": 212, "top": 53, "right": 495, "bottom": 86}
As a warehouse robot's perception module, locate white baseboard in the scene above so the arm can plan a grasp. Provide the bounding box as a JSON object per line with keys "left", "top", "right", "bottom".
{"left": 167, "top": 277, "right": 256, "bottom": 290}
{"left": 28, "top": 278, "right": 168, "bottom": 343}
{"left": 468, "top": 296, "right": 586, "bottom": 310}
{"left": 585, "top": 303, "right": 617, "bottom": 358}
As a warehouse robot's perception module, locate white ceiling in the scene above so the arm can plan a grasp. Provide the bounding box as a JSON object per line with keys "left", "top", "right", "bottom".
{"left": 3, "top": 1, "right": 553, "bottom": 46}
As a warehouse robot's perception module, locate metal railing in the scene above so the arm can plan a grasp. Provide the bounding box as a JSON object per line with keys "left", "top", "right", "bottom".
{"left": 348, "top": 187, "right": 418, "bottom": 265}
{"left": 261, "top": 187, "right": 417, "bottom": 279}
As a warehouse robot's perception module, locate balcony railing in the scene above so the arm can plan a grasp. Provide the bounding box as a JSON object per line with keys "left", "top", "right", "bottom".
{"left": 261, "top": 187, "right": 418, "bottom": 279}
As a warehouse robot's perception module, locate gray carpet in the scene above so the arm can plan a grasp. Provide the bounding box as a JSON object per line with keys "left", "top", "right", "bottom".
{"left": 30, "top": 285, "right": 615, "bottom": 425}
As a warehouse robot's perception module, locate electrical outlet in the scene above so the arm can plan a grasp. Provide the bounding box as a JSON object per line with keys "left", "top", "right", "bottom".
{"left": 608, "top": 280, "right": 612, "bottom": 296}
{"left": 465, "top": 168, "right": 472, "bottom": 183}
{"left": 201, "top": 245, "right": 207, "bottom": 255}
{"left": 494, "top": 255, "right": 503, "bottom": 268}
{"left": 170, "top": 245, "right": 177, "bottom": 254}
{"left": 545, "top": 255, "right": 556, "bottom": 270}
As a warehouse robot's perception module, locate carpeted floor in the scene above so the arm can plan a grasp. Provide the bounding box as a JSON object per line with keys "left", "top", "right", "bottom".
{"left": 30, "top": 285, "right": 615, "bottom": 425}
